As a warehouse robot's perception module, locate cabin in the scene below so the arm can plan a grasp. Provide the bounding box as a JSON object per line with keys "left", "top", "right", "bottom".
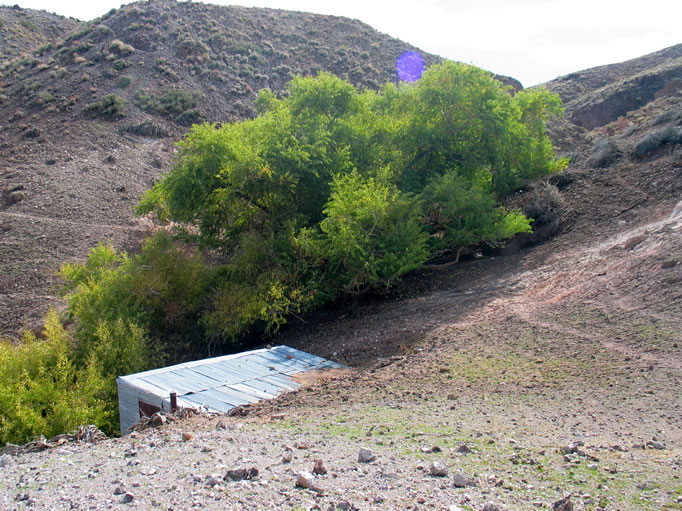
{"left": 116, "top": 345, "right": 343, "bottom": 435}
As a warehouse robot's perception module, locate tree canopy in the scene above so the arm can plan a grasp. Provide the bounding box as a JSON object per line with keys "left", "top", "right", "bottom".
{"left": 135, "top": 61, "right": 566, "bottom": 342}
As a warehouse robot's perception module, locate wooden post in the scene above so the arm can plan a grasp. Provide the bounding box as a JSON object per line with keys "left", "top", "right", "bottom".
{"left": 170, "top": 392, "right": 177, "bottom": 413}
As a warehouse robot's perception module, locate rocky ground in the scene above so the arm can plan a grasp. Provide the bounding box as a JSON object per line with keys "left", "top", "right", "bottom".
{"left": 1, "top": 162, "right": 680, "bottom": 509}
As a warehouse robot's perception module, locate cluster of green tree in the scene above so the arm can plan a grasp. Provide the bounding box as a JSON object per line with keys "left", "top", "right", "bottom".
{"left": 0, "top": 62, "right": 565, "bottom": 443}
{"left": 136, "top": 62, "right": 565, "bottom": 338}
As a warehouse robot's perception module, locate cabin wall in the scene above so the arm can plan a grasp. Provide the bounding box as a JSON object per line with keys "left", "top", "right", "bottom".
{"left": 116, "top": 378, "right": 169, "bottom": 435}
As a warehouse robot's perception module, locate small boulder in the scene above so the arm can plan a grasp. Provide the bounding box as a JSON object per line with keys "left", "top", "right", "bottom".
{"left": 226, "top": 466, "right": 258, "bottom": 481}
{"left": 482, "top": 503, "right": 500, "bottom": 511}
{"left": 457, "top": 443, "right": 472, "bottom": 453}
{"left": 312, "top": 459, "right": 328, "bottom": 475}
{"left": 206, "top": 474, "right": 223, "bottom": 487}
{"left": 296, "top": 471, "right": 314, "bottom": 489}
{"left": 429, "top": 461, "right": 448, "bottom": 477}
{"left": 452, "top": 472, "right": 476, "bottom": 488}
{"left": 358, "top": 447, "right": 376, "bottom": 463}
{"left": 552, "top": 496, "right": 573, "bottom": 511}
{"left": 122, "top": 492, "right": 134, "bottom": 504}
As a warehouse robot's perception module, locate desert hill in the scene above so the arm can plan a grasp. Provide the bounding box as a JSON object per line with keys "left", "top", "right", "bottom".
{"left": 0, "top": 5, "right": 80, "bottom": 64}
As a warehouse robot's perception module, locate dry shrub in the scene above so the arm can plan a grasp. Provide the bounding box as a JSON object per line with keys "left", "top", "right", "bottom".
{"left": 521, "top": 182, "right": 571, "bottom": 246}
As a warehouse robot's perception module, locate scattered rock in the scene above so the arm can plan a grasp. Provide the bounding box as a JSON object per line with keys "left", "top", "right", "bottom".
{"left": 312, "top": 459, "right": 328, "bottom": 475}
{"left": 429, "top": 461, "right": 448, "bottom": 477}
{"left": 0, "top": 454, "right": 14, "bottom": 467}
{"left": 122, "top": 492, "right": 135, "bottom": 504}
{"left": 482, "top": 503, "right": 501, "bottom": 511}
{"left": 358, "top": 447, "right": 376, "bottom": 463}
{"left": 334, "top": 501, "right": 358, "bottom": 511}
{"left": 560, "top": 441, "right": 584, "bottom": 455}
{"left": 113, "top": 487, "right": 125, "bottom": 495}
{"left": 636, "top": 481, "right": 656, "bottom": 490}
{"left": 45, "top": 158, "right": 57, "bottom": 166}
{"left": 647, "top": 440, "right": 666, "bottom": 450}
{"left": 215, "top": 419, "right": 228, "bottom": 430}
{"left": 282, "top": 446, "right": 294, "bottom": 463}
{"left": 182, "top": 432, "right": 193, "bottom": 442}
{"left": 226, "top": 466, "right": 259, "bottom": 481}
{"left": 552, "top": 496, "right": 573, "bottom": 511}
{"left": 151, "top": 414, "right": 166, "bottom": 427}
{"left": 15, "top": 493, "right": 30, "bottom": 502}
{"left": 421, "top": 445, "right": 442, "bottom": 453}
{"left": 206, "top": 474, "right": 223, "bottom": 487}
{"left": 457, "top": 443, "right": 472, "bottom": 453}
{"left": 452, "top": 472, "right": 476, "bottom": 488}
{"left": 296, "top": 471, "right": 315, "bottom": 489}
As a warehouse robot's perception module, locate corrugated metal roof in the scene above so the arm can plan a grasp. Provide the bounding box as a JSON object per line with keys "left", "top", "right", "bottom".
{"left": 116, "top": 345, "right": 343, "bottom": 415}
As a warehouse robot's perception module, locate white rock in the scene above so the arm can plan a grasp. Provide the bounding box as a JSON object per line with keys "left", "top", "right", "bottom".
{"left": 296, "top": 471, "right": 315, "bottom": 489}
{"left": 429, "top": 461, "right": 448, "bottom": 477}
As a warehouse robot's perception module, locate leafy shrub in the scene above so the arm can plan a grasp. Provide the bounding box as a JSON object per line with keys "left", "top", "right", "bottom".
{"left": 319, "top": 168, "right": 428, "bottom": 293}
{"left": 588, "top": 137, "right": 621, "bottom": 167}
{"left": 38, "top": 91, "right": 55, "bottom": 103}
{"left": 35, "top": 43, "right": 52, "bottom": 56}
{"left": 60, "top": 234, "right": 211, "bottom": 360}
{"left": 133, "top": 88, "right": 201, "bottom": 125}
{"left": 84, "top": 94, "right": 126, "bottom": 119}
{"left": 112, "top": 59, "right": 130, "bottom": 71}
{"left": 0, "top": 311, "right": 109, "bottom": 445}
{"left": 118, "top": 75, "right": 133, "bottom": 88}
{"left": 632, "top": 124, "right": 682, "bottom": 158}
{"left": 72, "top": 41, "right": 93, "bottom": 54}
{"left": 175, "top": 108, "right": 203, "bottom": 126}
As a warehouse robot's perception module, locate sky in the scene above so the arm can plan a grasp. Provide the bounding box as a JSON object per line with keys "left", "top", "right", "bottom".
{"left": 7, "top": 0, "right": 681, "bottom": 86}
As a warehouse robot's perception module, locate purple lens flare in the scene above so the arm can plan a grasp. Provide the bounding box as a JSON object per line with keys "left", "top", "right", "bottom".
{"left": 396, "top": 51, "right": 424, "bottom": 82}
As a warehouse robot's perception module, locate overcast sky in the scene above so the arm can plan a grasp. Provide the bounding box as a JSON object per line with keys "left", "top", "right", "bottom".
{"left": 7, "top": 0, "right": 681, "bottom": 86}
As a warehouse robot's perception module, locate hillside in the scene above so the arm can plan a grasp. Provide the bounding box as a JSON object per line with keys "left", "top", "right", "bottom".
{"left": 0, "top": 0, "right": 443, "bottom": 336}
{"left": 0, "top": 5, "right": 80, "bottom": 64}
{"left": 0, "top": 2, "right": 680, "bottom": 509}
